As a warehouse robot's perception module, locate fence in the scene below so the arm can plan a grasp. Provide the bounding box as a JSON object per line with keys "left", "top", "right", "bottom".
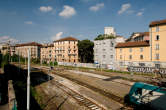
{"left": 58, "top": 62, "right": 97, "bottom": 68}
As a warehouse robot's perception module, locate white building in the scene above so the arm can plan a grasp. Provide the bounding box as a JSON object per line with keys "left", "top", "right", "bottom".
{"left": 104, "top": 27, "right": 116, "bottom": 36}
{"left": 94, "top": 27, "right": 124, "bottom": 69}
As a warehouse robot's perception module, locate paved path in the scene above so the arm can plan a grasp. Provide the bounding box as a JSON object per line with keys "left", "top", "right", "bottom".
{"left": 68, "top": 70, "right": 134, "bottom": 86}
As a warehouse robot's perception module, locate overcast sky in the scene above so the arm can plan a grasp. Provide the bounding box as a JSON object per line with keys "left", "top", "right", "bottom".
{"left": 0, "top": 0, "right": 166, "bottom": 44}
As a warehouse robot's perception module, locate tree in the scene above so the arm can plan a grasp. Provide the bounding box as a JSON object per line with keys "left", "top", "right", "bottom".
{"left": 94, "top": 34, "right": 115, "bottom": 40}
{"left": 78, "top": 39, "right": 94, "bottom": 63}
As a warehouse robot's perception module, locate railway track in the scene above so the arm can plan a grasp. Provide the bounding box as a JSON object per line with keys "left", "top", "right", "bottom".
{"left": 20, "top": 65, "right": 131, "bottom": 109}
{"left": 49, "top": 80, "right": 106, "bottom": 110}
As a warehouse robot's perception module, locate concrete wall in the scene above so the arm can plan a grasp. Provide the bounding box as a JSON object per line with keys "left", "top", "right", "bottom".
{"left": 58, "top": 62, "right": 97, "bottom": 68}
{"left": 8, "top": 80, "right": 17, "bottom": 110}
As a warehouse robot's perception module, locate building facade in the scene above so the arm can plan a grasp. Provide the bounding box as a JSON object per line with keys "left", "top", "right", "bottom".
{"left": 40, "top": 44, "right": 55, "bottom": 63}
{"left": 104, "top": 27, "right": 116, "bottom": 35}
{"left": 115, "top": 41, "right": 151, "bottom": 71}
{"left": 53, "top": 37, "right": 79, "bottom": 63}
{"left": 0, "top": 43, "right": 10, "bottom": 55}
{"left": 15, "top": 42, "right": 42, "bottom": 59}
{"left": 94, "top": 27, "right": 125, "bottom": 69}
{"left": 126, "top": 32, "right": 149, "bottom": 42}
{"left": 116, "top": 19, "right": 166, "bottom": 70}
{"left": 150, "top": 19, "right": 166, "bottom": 68}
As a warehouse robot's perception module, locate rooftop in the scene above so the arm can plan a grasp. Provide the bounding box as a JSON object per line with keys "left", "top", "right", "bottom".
{"left": 54, "top": 37, "right": 78, "bottom": 42}
{"left": 115, "top": 41, "right": 149, "bottom": 48}
{"left": 15, "top": 42, "right": 42, "bottom": 47}
{"left": 149, "top": 19, "right": 166, "bottom": 27}
{"left": 41, "top": 44, "right": 54, "bottom": 48}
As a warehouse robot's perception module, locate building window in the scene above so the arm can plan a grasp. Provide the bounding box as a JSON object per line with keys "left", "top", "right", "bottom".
{"left": 129, "top": 48, "right": 132, "bottom": 52}
{"left": 155, "top": 53, "right": 159, "bottom": 60}
{"left": 139, "top": 63, "right": 145, "bottom": 67}
{"left": 103, "top": 55, "right": 106, "bottom": 58}
{"left": 156, "top": 26, "right": 159, "bottom": 32}
{"left": 140, "top": 48, "right": 143, "bottom": 52}
{"left": 156, "top": 35, "right": 159, "bottom": 40}
{"left": 120, "top": 49, "right": 122, "bottom": 53}
{"left": 129, "top": 55, "right": 132, "bottom": 60}
{"left": 110, "top": 55, "right": 113, "bottom": 58}
{"left": 120, "top": 62, "right": 123, "bottom": 66}
{"left": 140, "top": 55, "right": 143, "bottom": 60}
{"left": 103, "top": 42, "right": 105, "bottom": 45}
{"left": 155, "top": 64, "right": 160, "bottom": 68}
{"left": 156, "top": 44, "right": 159, "bottom": 50}
{"left": 120, "top": 55, "right": 122, "bottom": 59}
{"left": 110, "top": 42, "right": 114, "bottom": 47}
{"left": 103, "top": 49, "right": 106, "bottom": 51}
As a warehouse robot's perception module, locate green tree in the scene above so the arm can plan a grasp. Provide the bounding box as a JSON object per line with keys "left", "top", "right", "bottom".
{"left": 94, "top": 34, "right": 115, "bottom": 40}
{"left": 0, "top": 53, "right": 2, "bottom": 68}
{"left": 78, "top": 39, "right": 94, "bottom": 63}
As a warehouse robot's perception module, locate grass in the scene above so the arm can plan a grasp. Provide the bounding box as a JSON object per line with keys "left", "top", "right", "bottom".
{"left": 59, "top": 65, "right": 155, "bottom": 77}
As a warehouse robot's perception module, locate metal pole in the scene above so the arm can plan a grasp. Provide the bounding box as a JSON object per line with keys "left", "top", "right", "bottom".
{"left": 27, "top": 49, "right": 31, "bottom": 110}
{"left": 19, "top": 52, "right": 20, "bottom": 72}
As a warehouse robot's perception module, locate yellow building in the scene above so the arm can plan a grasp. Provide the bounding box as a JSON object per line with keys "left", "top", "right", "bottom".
{"left": 115, "top": 19, "right": 166, "bottom": 70}
{"left": 150, "top": 19, "right": 166, "bottom": 68}
{"left": 54, "top": 37, "right": 78, "bottom": 63}
{"left": 40, "top": 44, "right": 55, "bottom": 63}
{"left": 115, "top": 41, "right": 150, "bottom": 70}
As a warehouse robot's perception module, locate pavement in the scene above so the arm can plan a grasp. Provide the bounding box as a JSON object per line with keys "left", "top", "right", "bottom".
{"left": 68, "top": 70, "right": 135, "bottom": 86}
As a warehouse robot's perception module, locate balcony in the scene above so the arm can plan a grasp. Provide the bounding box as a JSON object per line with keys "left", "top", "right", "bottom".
{"left": 57, "top": 54, "right": 62, "bottom": 56}
{"left": 68, "top": 53, "right": 77, "bottom": 56}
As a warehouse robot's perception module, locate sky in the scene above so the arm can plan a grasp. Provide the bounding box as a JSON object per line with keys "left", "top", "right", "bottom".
{"left": 0, "top": 0, "right": 166, "bottom": 44}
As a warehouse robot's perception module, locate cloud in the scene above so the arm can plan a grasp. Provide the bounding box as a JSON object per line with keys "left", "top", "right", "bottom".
{"left": 39, "top": 6, "right": 53, "bottom": 12}
{"left": 89, "top": 3, "right": 104, "bottom": 12}
{"left": 127, "top": 10, "right": 134, "bottom": 14}
{"left": 136, "top": 8, "right": 145, "bottom": 16}
{"left": 136, "top": 12, "right": 143, "bottom": 16}
{"left": 51, "top": 32, "right": 63, "bottom": 41}
{"left": 24, "top": 21, "right": 33, "bottom": 25}
{"left": 0, "top": 36, "right": 18, "bottom": 44}
{"left": 118, "top": 3, "right": 131, "bottom": 14}
{"left": 59, "top": 5, "right": 76, "bottom": 18}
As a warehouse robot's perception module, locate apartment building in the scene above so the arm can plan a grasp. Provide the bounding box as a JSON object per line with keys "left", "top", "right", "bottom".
{"left": 40, "top": 44, "right": 55, "bottom": 63}
{"left": 15, "top": 42, "right": 42, "bottom": 59}
{"left": 0, "top": 43, "right": 10, "bottom": 55}
{"left": 115, "top": 18, "right": 166, "bottom": 70}
{"left": 126, "top": 32, "right": 149, "bottom": 42}
{"left": 115, "top": 41, "right": 150, "bottom": 71}
{"left": 94, "top": 27, "right": 125, "bottom": 69}
{"left": 53, "top": 37, "right": 78, "bottom": 63}
{"left": 150, "top": 19, "right": 166, "bottom": 68}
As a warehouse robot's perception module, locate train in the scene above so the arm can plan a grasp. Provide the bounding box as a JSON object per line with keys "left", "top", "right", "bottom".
{"left": 128, "top": 82, "right": 166, "bottom": 110}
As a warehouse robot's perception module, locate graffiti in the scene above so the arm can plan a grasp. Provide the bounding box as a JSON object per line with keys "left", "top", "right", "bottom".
{"left": 127, "top": 66, "right": 166, "bottom": 74}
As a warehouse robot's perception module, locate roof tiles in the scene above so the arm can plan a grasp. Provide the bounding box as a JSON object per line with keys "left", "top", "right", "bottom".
{"left": 115, "top": 41, "right": 149, "bottom": 48}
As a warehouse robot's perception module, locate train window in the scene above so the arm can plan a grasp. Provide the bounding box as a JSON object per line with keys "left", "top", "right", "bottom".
{"left": 135, "top": 88, "right": 142, "bottom": 95}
